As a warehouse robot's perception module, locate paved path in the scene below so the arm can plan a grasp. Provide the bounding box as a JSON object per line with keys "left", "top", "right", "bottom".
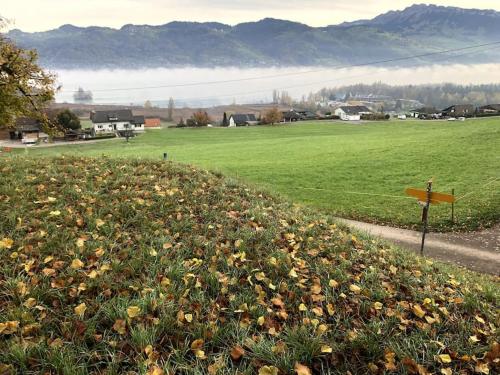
{"left": 338, "top": 219, "right": 500, "bottom": 275}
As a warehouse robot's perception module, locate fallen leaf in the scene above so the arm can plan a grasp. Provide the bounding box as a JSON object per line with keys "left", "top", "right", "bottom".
{"left": 349, "top": 284, "right": 361, "bottom": 294}
{"left": 412, "top": 304, "right": 426, "bottom": 319}
{"left": 230, "top": 345, "right": 245, "bottom": 360}
{"left": 295, "top": 362, "right": 312, "bottom": 375}
{"left": 438, "top": 354, "right": 452, "bottom": 364}
{"left": 74, "top": 303, "right": 87, "bottom": 317}
{"left": 147, "top": 366, "right": 164, "bottom": 375}
{"left": 127, "top": 306, "right": 141, "bottom": 318}
{"left": 191, "top": 339, "right": 204, "bottom": 350}
{"left": 0, "top": 238, "right": 14, "bottom": 249}
{"left": 258, "top": 366, "right": 279, "bottom": 375}
{"left": 71, "top": 259, "right": 84, "bottom": 269}
{"left": 0, "top": 321, "right": 19, "bottom": 335}
{"left": 321, "top": 345, "right": 333, "bottom": 353}
{"left": 113, "top": 319, "right": 126, "bottom": 335}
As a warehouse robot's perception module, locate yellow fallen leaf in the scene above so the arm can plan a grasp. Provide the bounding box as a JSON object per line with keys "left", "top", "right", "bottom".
{"left": 374, "top": 302, "right": 383, "bottom": 310}
{"left": 76, "top": 238, "right": 85, "bottom": 248}
{"left": 295, "top": 362, "right": 312, "bottom": 375}
{"left": 71, "top": 259, "right": 84, "bottom": 269}
{"left": 469, "top": 335, "right": 480, "bottom": 343}
{"left": 299, "top": 303, "right": 308, "bottom": 312}
{"left": 95, "top": 248, "right": 105, "bottom": 257}
{"left": 163, "top": 242, "right": 173, "bottom": 250}
{"left": 24, "top": 298, "right": 36, "bottom": 308}
{"left": 49, "top": 210, "right": 61, "bottom": 216}
{"left": 475, "top": 315, "right": 486, "bottom": 324}
{"left": 438, "top": 354, "right": 452, "bottom": 364}
{"left": 257, "top": 316, "right": 265, "bottom": 326}
{"left": 0, "top": 238, "right": 14, "bottom": 249}
{"left": 412, "top": 304, "right": 426, "bottom": 319}
{"left": 74, "top": 303, "right": 87, "bottom": 317}
{"left": 194, "top": 349, "right": 206, "bottom": 359}
{"left": 440, "top": 368, "right": 452, "bottom": 375}
{"left": 321, "top": 345, "right": 333, "bottom": 353}
{"left": 258, "top": 366, "right": 279, "bottom": 375}
{"left": 475, "top": 363, "right": 490, "bottom": 374}
{"left": 87, "top": 270, "right": 98, "bottom": 279}
{"left": 0, "top": 321, "right": 19, "bottom": 334}
{"left": 149, "top": 249, "right": 158, "bottom": 256}
{"left": 312, "top": 307, "right": 323, "bottom": 317}
{"left": 147, "top": 366, "right": 164, "bottom": 375}
{"left": 191, "top": 339, "right": 204, "bottom": 350}
{"left": 255, "top": 272, "right": 266, "bottom": 281}
{"left": 349, "top": 284, "right": 361, "bottom": 294}
{"left": 329, "top": 279, "right": 339, "bottom": 288}
{"left": 185, "top": 314, "right": 193, "bottom": 323}
{"left": 95, "top": 219, "right": 105, "bottom": 227}
{"left": 289, "top": 268, "right": 298, "bottom": 278}
{"left": 127, "top": 306, "right": 141, "bottom": 318}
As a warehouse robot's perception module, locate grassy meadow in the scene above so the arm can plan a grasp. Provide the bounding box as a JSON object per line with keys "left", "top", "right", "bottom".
{"left": 0, "top": 157, "right": 498, "bottom": 374}
{"left": 14, "top": 118, "right": 500, "bottom": 231}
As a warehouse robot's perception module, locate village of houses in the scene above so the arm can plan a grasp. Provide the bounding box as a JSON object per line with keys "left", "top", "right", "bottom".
{"left": 1, "top": 99, "right": 500, "bottom": 147}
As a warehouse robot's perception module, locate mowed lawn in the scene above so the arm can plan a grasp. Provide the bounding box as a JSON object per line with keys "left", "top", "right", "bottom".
{"left": 17, "top": 119, "right": 500, "bottom": 231}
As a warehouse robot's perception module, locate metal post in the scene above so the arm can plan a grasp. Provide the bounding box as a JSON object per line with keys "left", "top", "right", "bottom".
{"left": 420, "top": 180, "right": 432, "bottom": 255}
{"left": 451, "top": 188, "right": 455, "bottom": 224}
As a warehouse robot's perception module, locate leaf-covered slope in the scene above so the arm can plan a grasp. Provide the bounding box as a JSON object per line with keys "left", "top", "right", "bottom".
{"left": 6, "top": 4, "right": 500, "bottom": 68}
{"left": 0, "top": 157, "right": 498, "bottom": 374}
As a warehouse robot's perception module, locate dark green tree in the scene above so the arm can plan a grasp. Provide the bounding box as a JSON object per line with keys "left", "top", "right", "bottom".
{"left": 222, "top": 112, "right": 228, "bottom": 127}
{"left": 56, "top": 109, "right": 81, "bottom": 130}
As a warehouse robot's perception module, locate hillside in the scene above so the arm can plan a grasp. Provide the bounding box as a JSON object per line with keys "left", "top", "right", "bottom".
{"left": 5, "top": 4, "right": 500, "bottom": 69}
{"left": 0, "top": 157, "right": 498, "bottom": 374}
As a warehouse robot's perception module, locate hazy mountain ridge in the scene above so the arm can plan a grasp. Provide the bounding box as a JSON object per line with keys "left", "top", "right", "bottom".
{"left": 6, "top": 4, "right": 500, "bottom": 69}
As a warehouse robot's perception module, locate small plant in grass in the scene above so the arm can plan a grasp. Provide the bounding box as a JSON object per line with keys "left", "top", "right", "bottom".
{"left": 0, "top": 157, "right": 498, "bottom": 374}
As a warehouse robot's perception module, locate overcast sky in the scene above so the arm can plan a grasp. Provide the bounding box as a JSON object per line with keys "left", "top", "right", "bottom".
{"left": 2, "top": 1, "right": 500, "bottom": 32}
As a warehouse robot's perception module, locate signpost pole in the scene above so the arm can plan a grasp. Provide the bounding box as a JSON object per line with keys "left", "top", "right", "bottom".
{"left": 420, "top": 180, "right": 433, "bottom": 255}
{"left": 451, "top": 188, "right": 455, "bottom": 224}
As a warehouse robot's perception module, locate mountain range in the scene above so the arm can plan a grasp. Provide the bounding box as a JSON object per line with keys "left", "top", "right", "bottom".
{"left": 5, "top": 4, "right": 500, "bottom": 69}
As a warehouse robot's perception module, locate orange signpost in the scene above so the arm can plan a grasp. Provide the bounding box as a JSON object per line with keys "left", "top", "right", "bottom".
{"left": 405, "top": 181, "right": 456, "bottom": 255}
{"left": 405, "top": 188, "right": 456, "bottom": 204}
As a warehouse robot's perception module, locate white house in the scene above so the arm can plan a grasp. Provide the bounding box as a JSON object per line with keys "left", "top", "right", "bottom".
{"left": 91, "top": 110, "right": 145, "bottom": 135}
{"left": 334, "top": 106, "right": 372, "bottom": 121}
{"left": 228, "top": 114, "right": 258, "bottom": 127}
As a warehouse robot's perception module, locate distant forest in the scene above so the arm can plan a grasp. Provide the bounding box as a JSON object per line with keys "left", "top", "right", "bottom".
{"left": 316, "top": 83, "right": 500, "bottom": 109}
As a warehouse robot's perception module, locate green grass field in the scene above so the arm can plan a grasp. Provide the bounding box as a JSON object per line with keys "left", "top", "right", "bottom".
{"left": 15, "top": 119, "right": 500, "bottom": 231}
{"left": 1, "top": 157, "right": 498, "bottom": 374}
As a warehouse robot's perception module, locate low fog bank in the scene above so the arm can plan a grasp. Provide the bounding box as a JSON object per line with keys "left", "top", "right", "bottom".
{"left": 54, "top": 64, "right": 500, "bottom": 107}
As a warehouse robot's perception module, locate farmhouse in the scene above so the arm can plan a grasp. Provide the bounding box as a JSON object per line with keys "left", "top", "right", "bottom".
{"left": 133, "top": 116, "right": 145, "bottom": 132}
{"left": 281, "top": 110, "right": 302, "bottom": 123}
{"left": 296, "top": 110, "right": 318, "bottom": 120}
{"left": 228, "top": 114, "right": 258, "bottom": 127}
{"left": 409, "top": 107, "right": 440, "bottom": 119}
{"left": 334, "top": 106, "right": 371, "bottom": 121}
{"left": 144, "top": 117, "right": 162, "bottom": 128}
{"left": 441, "top": 104, "right": 474, "bottom": 117}
{"left": 477, "top": 104, "right": 500, "bottom": 115}
{"left": 9, "top": 118, "right": 49, "bottom": 144}
{"left": 91, "top": 110, "right": 144, "bottom": 135}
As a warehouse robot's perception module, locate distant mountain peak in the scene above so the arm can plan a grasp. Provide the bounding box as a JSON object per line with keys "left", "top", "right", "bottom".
{"left": 6, "top": 4, "right": 500, "bottom": 69}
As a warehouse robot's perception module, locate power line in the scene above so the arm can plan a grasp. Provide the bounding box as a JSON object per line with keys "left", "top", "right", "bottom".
{"left": 81, "top": 43, "right": 500, "bottom": 104}
{"left": 59, "top": 41, "right": 500, "bottom": 94}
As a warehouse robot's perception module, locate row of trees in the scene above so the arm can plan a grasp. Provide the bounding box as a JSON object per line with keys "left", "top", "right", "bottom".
{"left": 178, "top": 107, "right": 284, "bottom": 128}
